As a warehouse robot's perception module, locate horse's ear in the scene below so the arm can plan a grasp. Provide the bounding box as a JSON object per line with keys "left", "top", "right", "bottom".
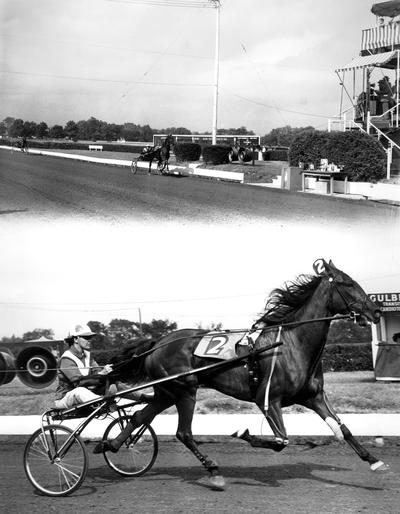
{"left": 313, "top": 258, "right": 329, "bottom": 276}
{"left": 328, "top": 259, "right": 338, "bottom": 271}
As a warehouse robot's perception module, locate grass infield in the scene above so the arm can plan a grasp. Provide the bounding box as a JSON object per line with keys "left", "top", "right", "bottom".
{"left": 1, "top": 372, "right": 399, "bottom": 416}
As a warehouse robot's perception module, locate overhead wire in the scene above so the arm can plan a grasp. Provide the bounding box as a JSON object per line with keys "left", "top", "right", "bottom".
{"left": 0, "top": 69, "right": 211, "bottom": 87}
{"left": 107, "top": 0, "right": 216, "bottom": 8}
{"left": 0, "top": 33, "right": 212, "bottom": 61}
{"left": 0, "top": 291, "right": 266, "bottom": 308}
{"left": 220, "top": 87, "right": 337, "bottom": 119}
{"left": 239, "top": 42, "right": 288, "bottom": 126}
{"left": 110, "top": 7, "right": 194, "bottom": 108}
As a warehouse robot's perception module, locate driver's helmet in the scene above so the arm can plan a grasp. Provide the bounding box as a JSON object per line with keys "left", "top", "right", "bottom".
{"left": 65, "top": 324, "right": 96, "bottom": 345}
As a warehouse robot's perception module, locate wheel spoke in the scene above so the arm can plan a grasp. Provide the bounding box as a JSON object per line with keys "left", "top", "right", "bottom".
{"left": 102, "top": 417, "right": 158, "bottom": 477}
{"left": 56, "top": 462, "right": 78, "bottom": 486}
{"left": 24, "top": 425, "right": 88, "bottom": 496}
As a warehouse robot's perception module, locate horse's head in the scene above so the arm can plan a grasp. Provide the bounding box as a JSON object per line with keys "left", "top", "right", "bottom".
{"left": 313, "top": 258, "right": 381, "bottom": 325}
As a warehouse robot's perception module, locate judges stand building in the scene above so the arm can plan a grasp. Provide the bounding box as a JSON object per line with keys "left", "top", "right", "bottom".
{"left": 369, "top": 291, "right": 400, "bottom": 380}
{"left": 333, "top": 1, "right": 400, "bottom": 180}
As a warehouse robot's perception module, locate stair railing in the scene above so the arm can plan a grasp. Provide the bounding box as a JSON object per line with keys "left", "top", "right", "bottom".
{"left": 329, "top": 106, "right": 399, "bottom": 180}
{"left": 369, "top": 102, "right": 400, "bottom": 130}
{"left": 367, "top": 112, "right": 400, "bottom": 180}
{"left": 328, "top": 106, "right": 357, "bottom": 132}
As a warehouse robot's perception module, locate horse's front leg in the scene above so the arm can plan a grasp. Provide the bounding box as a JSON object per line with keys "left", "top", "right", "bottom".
{"left": 303, "top": 391, "right": 388, "bottom": 472}
{"left": 148, "top": 159, "right": 152, "bottom": 175}
{"left": 233, "top": 399, "right": 289, "bottom": 453}
{"left": 175, "top": 389, "right": 225, "bottom": 491}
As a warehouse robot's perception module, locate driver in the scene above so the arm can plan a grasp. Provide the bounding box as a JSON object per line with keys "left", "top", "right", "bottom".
{"left": 21, "top": 136, "right": 28, "bottom": 152}
{"left": 54, "top": 324, "right": 115, "bottom": 409}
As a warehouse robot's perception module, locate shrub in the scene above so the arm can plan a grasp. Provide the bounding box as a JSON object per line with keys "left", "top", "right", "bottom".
{"left": 202, "top": 145, "right": 230, "bottom": 165}
{"left": 289, "top": 130, "right": 386, "bottom": 182}
{"left": 322, "top": 343, "right": 373, "bottom": 371}
{"left": 174, "top": 142, "right": 201, "bottom": 162}
{"left": 263, "top": 149, "right": 289, "bottom": 161}
{"left": 92, "top": 349, "right": 118, "bottom": 365}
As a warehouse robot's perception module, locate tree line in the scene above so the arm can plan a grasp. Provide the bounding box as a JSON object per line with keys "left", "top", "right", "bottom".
{"left": 0, "top": 318, "right": 178, "bottom": 350}
{"left": 1, "top": 115, "right": 316, "bottom": 146}
{"left": 0, "top": 317, "right": 371, "bottom": 350}
{"left": 0, "top": 116, "right": 257, "bottom": 143}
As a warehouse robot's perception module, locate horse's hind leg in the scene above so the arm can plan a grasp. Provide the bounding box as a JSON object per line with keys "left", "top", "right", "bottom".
{"left": 303, "top": 391, "right": 388, "bottom": 472}
{"left": 175, "top": 390, "right": 225, "bottom": 491}
{"left": 93, "top": 392, "right": 174, "bottom": 453}
{"left": 233, "top": 400, "right": 289, "bottom": 453}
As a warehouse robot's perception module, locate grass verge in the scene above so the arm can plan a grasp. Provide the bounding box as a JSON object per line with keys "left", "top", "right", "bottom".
{"left": 1, "top": 372, "right": 399, "bottom": 415}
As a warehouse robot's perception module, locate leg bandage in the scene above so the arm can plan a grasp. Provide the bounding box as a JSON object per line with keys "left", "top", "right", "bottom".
{"left": 325, "top": 416, "right": 344, "bottom": 441}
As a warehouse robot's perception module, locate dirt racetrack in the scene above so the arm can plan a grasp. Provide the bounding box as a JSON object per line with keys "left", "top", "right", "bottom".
{"left": 2, "top": 436, "right": 399, "bottom": 514}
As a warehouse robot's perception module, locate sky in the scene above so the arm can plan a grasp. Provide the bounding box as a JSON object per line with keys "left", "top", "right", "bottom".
{"left": 0, "top": 214, "right": 399, "bottom": 340}
{"left": 0, "top": 0, "right": 379, "bottom": 135}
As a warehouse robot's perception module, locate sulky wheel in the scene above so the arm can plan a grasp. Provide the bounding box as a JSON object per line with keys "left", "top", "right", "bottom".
{"left": 102, "top": 415, "right": 158, "bottom": 477}
{"left": 24, "top": 424, "right": 88, "bottom": 497}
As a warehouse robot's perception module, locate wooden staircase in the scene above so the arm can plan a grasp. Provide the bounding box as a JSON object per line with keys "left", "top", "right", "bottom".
{"left": 377, "top": 127, "right": 400, "bottom": 178}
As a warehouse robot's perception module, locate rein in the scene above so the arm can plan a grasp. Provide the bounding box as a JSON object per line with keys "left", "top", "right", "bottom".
{"left": 1, "top": 309, "right": 359, "bottom": 378}
{"left": 110, "top": 312, "right": 356, "bottom": 373}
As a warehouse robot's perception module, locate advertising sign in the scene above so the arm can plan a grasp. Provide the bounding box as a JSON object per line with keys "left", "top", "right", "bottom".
{"left": 368, "top": 293, "right": 400, "bottom": 312}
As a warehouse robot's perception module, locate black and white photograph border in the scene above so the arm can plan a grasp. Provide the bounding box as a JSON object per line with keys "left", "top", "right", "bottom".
{"left": 1, "top": 0, "right": 400, "bottom": 512}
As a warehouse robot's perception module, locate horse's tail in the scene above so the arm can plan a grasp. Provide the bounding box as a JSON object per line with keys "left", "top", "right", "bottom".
{"left": 109, "top": 338, "right": 156, "bottom": 383}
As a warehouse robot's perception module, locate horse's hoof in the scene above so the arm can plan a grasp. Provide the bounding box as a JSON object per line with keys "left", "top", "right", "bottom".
{"left": 370, "top": 461, "right": 390, "bottom": 472}
{"left": 209, "top": 474, "right": 225, "bottom": 491}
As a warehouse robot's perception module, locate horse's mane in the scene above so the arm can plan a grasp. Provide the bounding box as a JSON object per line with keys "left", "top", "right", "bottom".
{"left": 109, "top": 337, "right": 156, "bottom": 383}
{"left": 255, "top": 274, "right": 322, "bottom": 325}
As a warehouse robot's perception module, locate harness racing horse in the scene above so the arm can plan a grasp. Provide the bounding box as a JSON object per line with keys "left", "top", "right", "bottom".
{"left": 96, "top": 259, "right": 386, "bottom": 490}
{"left": 139, "top": 134, "right": 173, "bottom": 175}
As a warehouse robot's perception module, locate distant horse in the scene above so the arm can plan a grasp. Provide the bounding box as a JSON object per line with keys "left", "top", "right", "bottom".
{"left": 134, "top": 134, "right": 173, "bottom": 175}
{"left": 98, "top": 259, "right": 386, "bottom": 490}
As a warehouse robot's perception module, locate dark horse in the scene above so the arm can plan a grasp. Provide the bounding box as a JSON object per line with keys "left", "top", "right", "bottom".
{"left": 96, "top": 259, "right": 386, "bottom": 490}
{"left": 138, "top": 134, "right": 173, "bottom": 174}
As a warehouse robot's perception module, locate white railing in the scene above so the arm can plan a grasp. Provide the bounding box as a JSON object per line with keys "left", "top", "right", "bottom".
{"left": 361, "top": 23, "right": 400, "bottom": 52}
{"left": 370, "top": 101, "right": 400, "bottom": 129}
{"left": 367, "top": 111, "right": 400, "bottom": 180}
{"left": 328, "top": 107, "right": 358, "bottom": 132}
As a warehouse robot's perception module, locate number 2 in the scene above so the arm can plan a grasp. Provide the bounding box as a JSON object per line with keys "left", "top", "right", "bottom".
{"left": 205, "top": 335, "right": 228, "bottom": 355}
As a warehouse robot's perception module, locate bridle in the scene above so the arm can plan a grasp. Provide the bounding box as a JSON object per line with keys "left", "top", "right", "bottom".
{"left": 326, "top": 274, "right": 369, "bottom": 321}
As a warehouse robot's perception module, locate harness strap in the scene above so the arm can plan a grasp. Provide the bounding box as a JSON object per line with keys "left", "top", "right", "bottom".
{"left": 246, "top": 338, "right": 260, "bottom": 401}
{"left": 264, "top": 345, "right": 280, "bottom": 411}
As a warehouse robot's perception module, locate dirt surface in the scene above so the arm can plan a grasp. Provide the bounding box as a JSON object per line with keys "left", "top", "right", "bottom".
{"left": 0, "top": 150, "right": 397, "bottom": 227}
{"left": 2, "top": 437, "right": 400, "bottom": 513}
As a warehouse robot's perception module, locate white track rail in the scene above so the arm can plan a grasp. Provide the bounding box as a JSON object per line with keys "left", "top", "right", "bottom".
{"left": 1, "top": 413, "right": 399, "bottom": 437}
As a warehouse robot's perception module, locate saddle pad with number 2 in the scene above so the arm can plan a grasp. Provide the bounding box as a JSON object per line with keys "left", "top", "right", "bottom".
{"left": 194, "top": 330, "right": 262, "bottom": 360}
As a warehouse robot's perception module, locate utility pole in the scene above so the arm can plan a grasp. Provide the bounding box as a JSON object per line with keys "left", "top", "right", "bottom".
{"left": 211, "top": 0, "right": 221, "bottom": 145}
